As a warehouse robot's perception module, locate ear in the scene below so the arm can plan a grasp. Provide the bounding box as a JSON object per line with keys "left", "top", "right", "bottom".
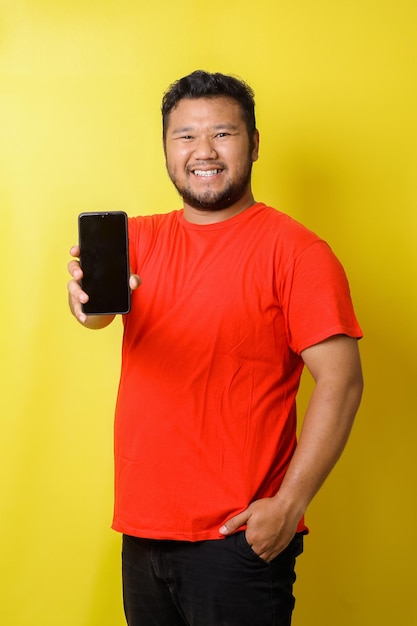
{"left": 251, "top": 129, "right": 260, "bottom": 162}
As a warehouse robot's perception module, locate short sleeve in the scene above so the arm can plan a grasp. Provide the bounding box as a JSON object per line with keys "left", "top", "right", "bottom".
{"left": 279, "top": 240, "right": 363, "bottom": 354}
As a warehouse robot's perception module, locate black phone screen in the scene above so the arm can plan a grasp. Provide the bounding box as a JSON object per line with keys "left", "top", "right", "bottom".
{"left": 78, "top": 211, "right": 130, "bottom": 315}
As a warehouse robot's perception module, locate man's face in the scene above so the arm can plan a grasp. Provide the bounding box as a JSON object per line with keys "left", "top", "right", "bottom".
{"left": 164, "top": 97, "right": 259, "bottom": 214}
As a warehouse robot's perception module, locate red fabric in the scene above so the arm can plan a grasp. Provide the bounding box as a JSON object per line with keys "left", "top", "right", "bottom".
{"left": 111, "top": 203, "right": 362, "bottom": 540}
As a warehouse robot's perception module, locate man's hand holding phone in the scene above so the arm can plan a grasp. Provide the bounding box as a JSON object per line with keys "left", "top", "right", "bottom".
{"left": 68, "top": 245, "right": 113, "bottom": 327}
{"left": 67, "top": 245, "right": 141, "bottom": 327}
{"left": 67, "top": 211, "right": 141, "bottom": 328}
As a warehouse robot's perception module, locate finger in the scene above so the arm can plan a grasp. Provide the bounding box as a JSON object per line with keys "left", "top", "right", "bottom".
{"left": 219, "top": 510, "right": 249, "bottom": 535}
{"left": 74, "top": 307, "right": 87, "bottom": 324}
{"left": 129, "top": 274, "right": 142, "bottom": 291}
{"left": 68, "top": 246, "right": 87, "bottom": 323}
{"left": 70, "top": 300, "right": 88, "bottom": 324}
{"left": 69, "top": 298, "right": 87, "bottom": 324}
{"left": 68, "top": 259, "right": 83, "bottom": 282}
{"left": 68, "top": 277, "right": 89, "bottom": 304}
{"left": 67, "top": 276, "right": 89, "bottom": 321}
{"left": 68, "top": 279, "right": 88, "bottom": 301}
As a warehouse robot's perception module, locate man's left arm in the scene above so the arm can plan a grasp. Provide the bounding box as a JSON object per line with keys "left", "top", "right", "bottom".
{"left": 219, "top": 334, "right": 363, "bottom": 562}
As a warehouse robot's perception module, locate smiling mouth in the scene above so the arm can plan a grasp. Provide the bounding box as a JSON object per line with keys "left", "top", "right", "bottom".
{"left": 192, "top": 169, "right": 222, "bottom": 177}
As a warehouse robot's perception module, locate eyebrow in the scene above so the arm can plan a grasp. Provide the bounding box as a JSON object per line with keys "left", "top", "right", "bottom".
{"left": 171, "top": 123, "right": 239, "bottom": 136}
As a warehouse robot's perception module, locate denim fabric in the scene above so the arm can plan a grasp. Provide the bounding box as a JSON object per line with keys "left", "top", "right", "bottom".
{"left": 122, "top": 531, "right": 304, "bottom": 626}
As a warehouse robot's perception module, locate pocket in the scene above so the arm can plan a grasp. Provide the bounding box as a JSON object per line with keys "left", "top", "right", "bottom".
{"left": 235, "top": 531, "right": 270, "bottom": 566}
{"left": 271, "top": 532, "right": 305, "bottom": 563}
{"left": 234, "top": 531, "right": 304, "bottom": 566}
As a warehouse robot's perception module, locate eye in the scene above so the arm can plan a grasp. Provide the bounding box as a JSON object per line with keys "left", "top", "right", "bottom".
{"left": 215, "top": 132, "right": 230, "bottom": 138}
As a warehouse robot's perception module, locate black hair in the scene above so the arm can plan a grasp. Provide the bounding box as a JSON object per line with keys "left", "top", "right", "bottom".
{"left": 161, "top": 70, "right": 256, "bottom": 143}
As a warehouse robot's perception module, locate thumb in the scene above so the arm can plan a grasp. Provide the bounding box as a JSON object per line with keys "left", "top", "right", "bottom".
{"left": 129, "top": 274, "right": 141, "bottom": 291}
{"left": 219, "top": 509, "right": 250, "bottom": 536}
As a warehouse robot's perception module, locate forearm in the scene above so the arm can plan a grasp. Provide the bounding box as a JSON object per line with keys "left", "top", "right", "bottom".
{"left": 275, "top": 336, "right": 363, "bottom": 518}
{"left": 274, "top": 372, "right": 363, "bottom": 518}
{"left": 219, "top": 336, "right": 363, "bottom": 561}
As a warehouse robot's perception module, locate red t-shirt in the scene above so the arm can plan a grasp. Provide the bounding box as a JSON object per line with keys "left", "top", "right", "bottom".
{"left": 112, "top": 203, "right": 362, "bottom": 540}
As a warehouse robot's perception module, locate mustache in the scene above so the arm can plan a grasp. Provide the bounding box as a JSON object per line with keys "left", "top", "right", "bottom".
{"left": 187, "top": 161, "right": 226, "bottom": 172}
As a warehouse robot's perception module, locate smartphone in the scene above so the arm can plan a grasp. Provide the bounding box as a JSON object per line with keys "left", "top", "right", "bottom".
{"left": 78, "top": 211, "right": 130, "bottom": 315}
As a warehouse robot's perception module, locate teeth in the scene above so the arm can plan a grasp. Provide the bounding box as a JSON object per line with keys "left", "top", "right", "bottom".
{"left": 193, "top": 169, "right": 220, "bottom": 177}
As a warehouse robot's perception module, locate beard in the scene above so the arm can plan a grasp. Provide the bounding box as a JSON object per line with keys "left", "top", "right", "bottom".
{"left": 168, "top": 155, "right": 253, "bottom": 212}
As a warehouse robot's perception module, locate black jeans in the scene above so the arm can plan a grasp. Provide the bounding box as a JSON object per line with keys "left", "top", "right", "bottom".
{"left": 122, "top": 531, "right": 304, "bottom": 626}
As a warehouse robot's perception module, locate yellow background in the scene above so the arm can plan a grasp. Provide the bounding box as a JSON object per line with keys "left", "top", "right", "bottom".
{"left": 1, "top": 1, "right": 416, "bottom": 624}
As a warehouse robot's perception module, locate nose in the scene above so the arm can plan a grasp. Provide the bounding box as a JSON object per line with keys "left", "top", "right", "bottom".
{"left": 194, "top": 135, "right": 217, "bottom": 160}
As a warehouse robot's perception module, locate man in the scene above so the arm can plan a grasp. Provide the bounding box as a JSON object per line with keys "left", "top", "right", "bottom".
{"left": 68, "top": 70, "right": 363, "bottom": 626}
